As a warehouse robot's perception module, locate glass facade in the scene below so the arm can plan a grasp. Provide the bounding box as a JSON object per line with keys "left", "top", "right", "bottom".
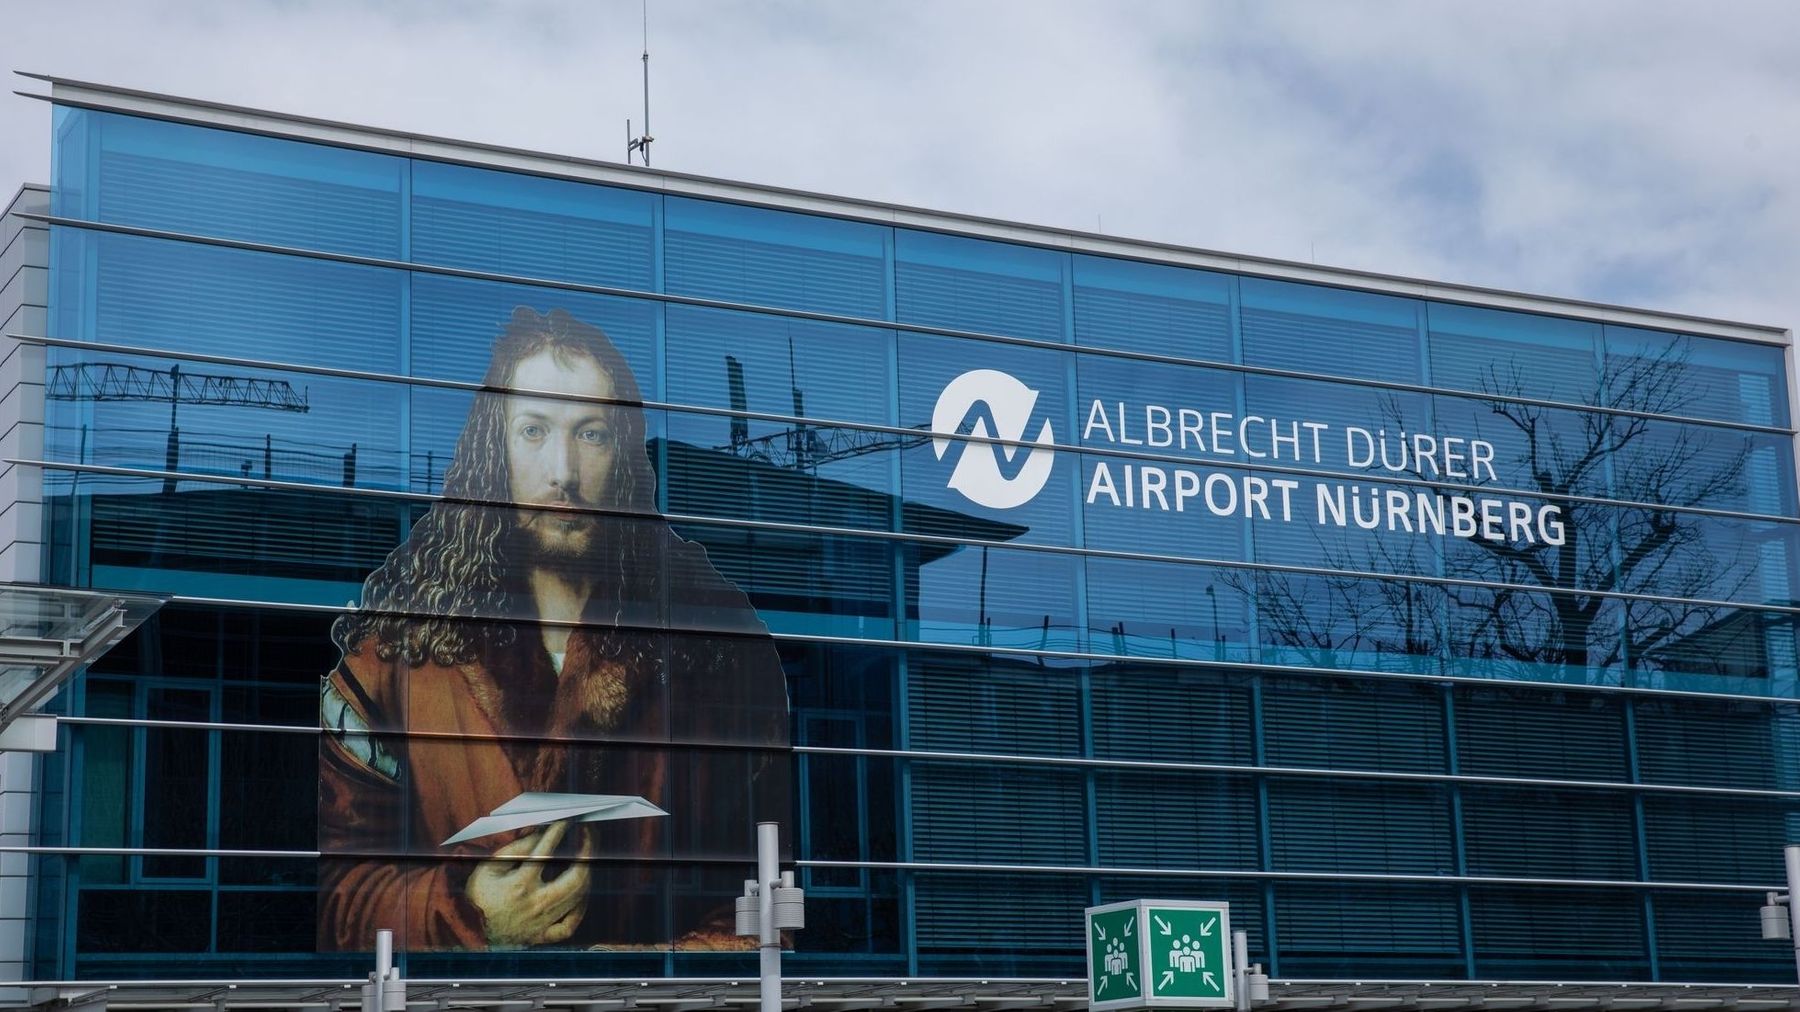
{"left": 26, "top": 104, "right": 1800, "bottom": 981}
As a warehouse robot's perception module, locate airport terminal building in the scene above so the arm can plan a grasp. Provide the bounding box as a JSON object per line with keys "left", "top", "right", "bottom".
{"left": 0, "top": 75, "right": 1798, "bottom": 1004}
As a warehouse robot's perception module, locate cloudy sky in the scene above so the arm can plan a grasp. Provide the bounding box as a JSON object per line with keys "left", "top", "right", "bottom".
{"left": 4, "top": 0, "right": 1796, "bottom": 334}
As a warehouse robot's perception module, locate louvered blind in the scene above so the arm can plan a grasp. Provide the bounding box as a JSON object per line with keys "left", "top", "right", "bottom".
{"left": 1091, "top": 666, "right": 1253, "bottom": 764}
{"left": 1263, "top": 677, "right": 1447, "bottom": 773}
{"left": 1461, "top": 785, "right": 1637, "bottom": 879}
{"left": 906, "top": 652, "right": 1081, "bottom": 757}
{"left": 910, "top": 761, "right": 1086, "bottom": 865}
{"left": 1274, "top": 882, "right": 1462, "bottom": 958}
{"left": 913, "top": 871, "right": 1087, "bottom": 951}
{"left": 1454, "top": 685, "right": 1628, "bottom": 781}
{"left": 1635, "top": 698, "right": 1800, "bottom": 791}
{"left": 1266, "top": 778, "right": 1453, "bottom": 874}
{"left": 1652, "top": 889, "right": 1796, "bottom": 981}
{"left": 1642, "top": 795, "right": 1799, "bottom": 885}
{"left": 1469, "top": 887, "right": 1645, "bottom": 975}
{"left": 1093, "top": 770, "right": 1258, "bottom": 869}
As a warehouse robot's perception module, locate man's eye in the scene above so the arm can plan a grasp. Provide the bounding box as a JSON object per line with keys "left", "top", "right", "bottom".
{"left": 519, "top": 424, "right": 545, "bottom": 440}
{"left": 577, "top": 428, "right": 609, "bottom": 444}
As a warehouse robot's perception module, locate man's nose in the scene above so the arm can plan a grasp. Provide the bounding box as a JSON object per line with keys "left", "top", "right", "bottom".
{"left": 546, "top": 436, "right": 579, "bottom": 489}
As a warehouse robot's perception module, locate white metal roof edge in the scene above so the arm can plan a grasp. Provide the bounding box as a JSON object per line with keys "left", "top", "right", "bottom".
{"left": 17, "top": 71, "right": 1794, "bottom": 347}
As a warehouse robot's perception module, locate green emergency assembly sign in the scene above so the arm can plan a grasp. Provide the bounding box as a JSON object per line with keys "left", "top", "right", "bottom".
{"left": 1085, "top": 900, "right": 1232, "bottom": 1010}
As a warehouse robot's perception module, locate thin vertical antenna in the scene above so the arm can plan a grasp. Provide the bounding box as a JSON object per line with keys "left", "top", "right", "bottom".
{"left": 626, "top": 0, "right": 654, "bottom": 166}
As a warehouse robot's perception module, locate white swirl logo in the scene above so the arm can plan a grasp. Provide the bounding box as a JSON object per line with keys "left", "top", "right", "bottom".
{"left": 930, "top": 369, "right": 1057, "bottom": 509}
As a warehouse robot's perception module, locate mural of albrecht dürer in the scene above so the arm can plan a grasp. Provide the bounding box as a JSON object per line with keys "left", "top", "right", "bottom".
{"left": 318, "top": 308, "right": 790, "bottom": 951}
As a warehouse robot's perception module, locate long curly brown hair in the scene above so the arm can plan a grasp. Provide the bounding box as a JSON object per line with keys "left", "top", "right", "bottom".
{"left": 332, "top": 307, "right": 660, "bottom": 667}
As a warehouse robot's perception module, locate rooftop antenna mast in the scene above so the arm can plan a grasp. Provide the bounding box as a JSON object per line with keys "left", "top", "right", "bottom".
{"left": 625, "top": 0, "right": 653, "bottom": 166}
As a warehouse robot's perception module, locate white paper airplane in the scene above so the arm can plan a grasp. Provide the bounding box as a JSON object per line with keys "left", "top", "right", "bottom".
{"left": 442, "top": 791, "right": 668, "bottom": 846}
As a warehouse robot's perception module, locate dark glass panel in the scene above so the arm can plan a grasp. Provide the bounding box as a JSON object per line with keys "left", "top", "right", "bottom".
{"left": 1274, "top": 882, "right": 1464, "bottom": 979}
{"left": 1091, "top": 664, "right": 1253, "bottom": 765}
{"left": 1263, "top": 676, "right": 1446, "bottom": 773}
{"left": 1461, "top": 786, "right": 1638, "bottom": 878}
{"left": 1454, "top": 685, "right": 1628, "bottom": 782}
{"left": 141, "top": 687, "right": 210, "bottom": 878}
{"left": 1094, "top": 770, "right": 1259, "bottom": 869}
{"left": 1266, "top": 779, "right": 1453, "bottom": 874}
{"left": 1469, "top": 886, "right": 1647, "bottom": 980}
{"left": 76, "top": 889, "right": 211, "bottom": 953}
{"left": 906, "top": 650, "right": 1081, "bottom": 758}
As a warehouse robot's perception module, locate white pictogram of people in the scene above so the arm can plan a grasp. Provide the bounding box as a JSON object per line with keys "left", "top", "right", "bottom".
{"left": 1169, "top": 934, "right": 1206, "bottom": 973}
{"left": 1105, "top": 937, "right": 1129, "bottom": 975}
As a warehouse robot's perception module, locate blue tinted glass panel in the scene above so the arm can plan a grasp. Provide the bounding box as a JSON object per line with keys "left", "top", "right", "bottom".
{"left": 409, "top": 273, "right": 659, "bottom": 397}
{"left": 1614, "top": 415, "right": 1796, "bottom": 516}
{"left": 1606, "top": 325, "right": 1791, "bottom": 428}
{"left": 1071, "top": 254, "right": 1231, "bottom": 359}
{"left": 895, "top": 229, "right": 1064, "bottom": 342}
{"left": 907, "top": 543, "right": 1081, "bottom": 653}
{"left": 665, "top": 196, "right": 886, "bottom": 318}
{"left": 1254, "top": 569, "right": 1444, "bottom": 676}
{"left": 1084, "top": 557, "right": 1251, "bottom": 662}
{"left": 78, "top": 110, "right": 402, "bottom": 257}
{"left": 1243, "top": 374, "right": 1432, "bottom": 477}
{"left": 43, "top": 348, "right": 405, "bottom": 491}
{"left": 411, "top": 160, "right": 654, "bottom": 289}
{"left": 1241, "top": 278, "right": 1421, "bottom": 383}
{"left": 53, "top": 229, "right": 402, "bottom": 371}
{"left": 1427, "top": 303, "right": 1600, "bottom": 406}
{"left": 664, "top": 303, "right": 892, "bottom": 422}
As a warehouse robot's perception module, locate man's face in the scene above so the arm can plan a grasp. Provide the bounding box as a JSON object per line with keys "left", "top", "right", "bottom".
{"left": 504, "top": 348, "right": 621, "bottom": 560}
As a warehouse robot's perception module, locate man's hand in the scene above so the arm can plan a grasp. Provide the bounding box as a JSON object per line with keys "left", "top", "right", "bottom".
{"left": 466, "top": 819, "right": 592, "bottom": 947}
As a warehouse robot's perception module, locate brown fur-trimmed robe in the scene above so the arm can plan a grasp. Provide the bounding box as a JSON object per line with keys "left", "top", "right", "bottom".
{"left": 318, "top": 541, "right": 789, "bottom": 952}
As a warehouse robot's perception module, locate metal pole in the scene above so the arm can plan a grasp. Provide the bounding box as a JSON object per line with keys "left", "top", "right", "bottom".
{"left": 375, "top": 928, "right": 392, "bottom": 983}
{"left": 1232, "top": 929, "right": 1249, "bottom": 1012}
{"left": 759, "top": 821, "right": 781, "bottom": 1012}
{"left": 1786, "top": 844, "right": 1800, "bottom": 984}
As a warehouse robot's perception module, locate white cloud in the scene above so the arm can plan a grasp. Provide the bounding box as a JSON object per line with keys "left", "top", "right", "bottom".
{"left": 2, "top": 0, "right": 1796, "bottom": 333}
